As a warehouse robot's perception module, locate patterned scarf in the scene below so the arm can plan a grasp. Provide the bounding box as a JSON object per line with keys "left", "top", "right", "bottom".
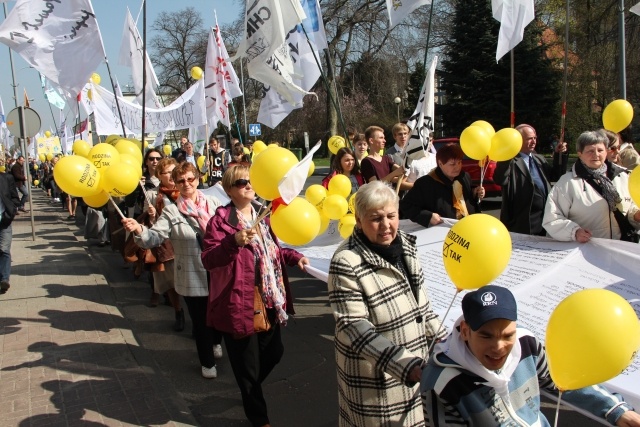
{"left": 237, "top": 207, "right": 288, "bottom": 325}
{"left": 452, "top": 180, "right": 469, "bottom": 219}
{"left": 177, "top": 190, "right": 214, "bottom": 231}
{"left": 576, "top": 160, "right": 622, "bottom": 212}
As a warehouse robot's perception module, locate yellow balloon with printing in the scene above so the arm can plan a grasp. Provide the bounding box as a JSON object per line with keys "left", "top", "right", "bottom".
{"left": 53, "top": 155, "right": 102, "bottom": 197}
{"left": 88, "top": 143, "right": 120, "bottom": 172}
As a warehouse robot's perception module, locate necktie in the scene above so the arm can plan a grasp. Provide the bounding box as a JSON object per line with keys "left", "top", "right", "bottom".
{"left": 529, "top": 155, "right": 546, "bottom": 194}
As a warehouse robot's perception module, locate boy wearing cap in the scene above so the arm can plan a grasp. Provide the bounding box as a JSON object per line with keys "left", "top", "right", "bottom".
{"left": 421, "top": 285, "right": 640, "bottom": 427}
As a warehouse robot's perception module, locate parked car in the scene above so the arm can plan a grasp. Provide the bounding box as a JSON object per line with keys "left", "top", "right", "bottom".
{"left": 433, "top": 138, "right": 502, "bottom": 197}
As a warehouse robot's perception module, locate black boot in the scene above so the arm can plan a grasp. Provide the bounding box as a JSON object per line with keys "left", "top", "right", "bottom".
{"left": 174, "top": 309, "right": 185, "bottom": 332}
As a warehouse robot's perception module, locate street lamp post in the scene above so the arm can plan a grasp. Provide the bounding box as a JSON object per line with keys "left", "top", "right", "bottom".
{"left": 394, "top": 97, "right": 401, "bottom": 122}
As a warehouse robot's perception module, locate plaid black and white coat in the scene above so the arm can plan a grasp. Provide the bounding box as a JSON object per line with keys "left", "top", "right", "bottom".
{"left": 328, "top": 230, "right": 446, "bottom": 427}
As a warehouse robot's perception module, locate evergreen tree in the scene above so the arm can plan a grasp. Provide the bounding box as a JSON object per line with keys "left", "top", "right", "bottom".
{"left": 440, "top": 0, "right": 562, "bottom": 140}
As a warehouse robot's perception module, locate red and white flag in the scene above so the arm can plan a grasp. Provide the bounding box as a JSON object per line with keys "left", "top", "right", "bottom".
{"left": 204, "top": 19, "right": 242, "bottom": 129}
{"left": 0, "top": 0, "right": 105, "bottom": 97}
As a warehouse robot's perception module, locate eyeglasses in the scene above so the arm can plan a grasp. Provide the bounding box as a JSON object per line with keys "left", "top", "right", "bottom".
{"left": 233, "top": 178, "right": 250, "bottom": 188}
{"left": 148, "top": 156, "right": 162, "bottom": 161}
{"left": 176, "top": 176, "right": 197, "bottom": 185}
{"left": 609, "top": 145, "right": 621, "bottom": 152}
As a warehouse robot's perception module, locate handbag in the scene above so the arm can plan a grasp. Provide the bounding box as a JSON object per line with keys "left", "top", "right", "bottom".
{"left": 253, "top": 285, "right": 271, "bottom": 334}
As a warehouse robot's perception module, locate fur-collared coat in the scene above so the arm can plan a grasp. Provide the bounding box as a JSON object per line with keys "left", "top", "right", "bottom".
{"left": 328, "top": 230, "right": 446, "bottom": 427}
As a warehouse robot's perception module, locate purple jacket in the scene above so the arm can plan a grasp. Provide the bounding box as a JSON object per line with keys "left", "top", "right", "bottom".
{"left": 201, "top": 203, "right": 304, "bottom": 337}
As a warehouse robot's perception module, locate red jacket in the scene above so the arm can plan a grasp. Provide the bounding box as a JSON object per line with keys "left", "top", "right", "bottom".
{"left": 201, "top": 203, "right": 303, "bottom": 337}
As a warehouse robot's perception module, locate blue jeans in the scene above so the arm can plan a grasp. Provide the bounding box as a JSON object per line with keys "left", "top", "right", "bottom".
{"left": 16, "top": 182, "right": 28, "bottom": 208}
{"left": 0, "top": 224, "right": 12, "bottom": 282}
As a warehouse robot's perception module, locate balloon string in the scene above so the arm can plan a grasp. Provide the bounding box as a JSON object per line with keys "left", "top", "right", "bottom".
{"left": 139, "top": 180, "right": 151, "bottom": 206}
{"left": 108, "top": 195, "right": 126, "bottom": 220}
{"left": 553, "top": 390, "right": 563, "bottom": 427}
{"left": 427, "top": 288, "right": 460, "bottom": 355}
{"left": 251, "top": 202, "right": 272, "bottom": 229}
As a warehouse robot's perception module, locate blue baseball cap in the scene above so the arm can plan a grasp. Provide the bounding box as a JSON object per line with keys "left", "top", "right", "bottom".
{"left": 462, "top": 285, "right": 518, "bottom": 331}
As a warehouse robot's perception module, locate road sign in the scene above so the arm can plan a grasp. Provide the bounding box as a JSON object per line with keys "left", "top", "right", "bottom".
{"left": 249, "top": 123, "right": 261, "bottom": 137}
{"left": 6, "top": 107, "right": 41, "bottom": 138}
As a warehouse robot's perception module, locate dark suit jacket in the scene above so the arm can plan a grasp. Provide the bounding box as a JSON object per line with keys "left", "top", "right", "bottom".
{"left": 494, "top": 152, "right": 566, "bottom": 234}
{"left": 0, "top": 173, "right": 21, "bottom": 228}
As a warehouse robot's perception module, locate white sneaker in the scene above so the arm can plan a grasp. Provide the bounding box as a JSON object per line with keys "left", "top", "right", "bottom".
{"left": 53, "top": 198, "right": 60, "bottom": 202}
{"left": 213, "top": 344, "right": 223, "bottom": 359}
{"left": 201, "top": 365, "right": 217, "bottom": 379}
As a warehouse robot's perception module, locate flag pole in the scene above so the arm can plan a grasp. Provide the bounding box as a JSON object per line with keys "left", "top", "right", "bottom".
{"left": 37, "top": 73, "right": 60, "bottom": 137}
{"left": 422, "top": 0, "right": 437, "bottom": 71}
{"left": 559, "top": 0, "right": 569, "bottom": 146}
{"left": 299, "top": 24, "right": 351, "bottom": 148}
{"left": 618, "top": 0, "right": 626, "bottom": 100}
{"left": 230, "top": 102, "right": 243, "bottom": 144}
{"left": 510, "top": 49, "right": 515, "bottom": 127}
{"left": 141, "top": 0, "right": 147, "bottom": 151}
{"left": 3, "top": 3, "right": 18, "bottom": 108}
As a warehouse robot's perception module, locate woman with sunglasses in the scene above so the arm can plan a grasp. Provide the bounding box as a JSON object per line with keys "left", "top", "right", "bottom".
{"left": 141, "top": 148, "right": 164, "bottom": 305}
{"left": 201, "top": 166, "right": 309, "bottom": 427}
{"left": 122, "top": 162, "right": 224, "bottom": 379}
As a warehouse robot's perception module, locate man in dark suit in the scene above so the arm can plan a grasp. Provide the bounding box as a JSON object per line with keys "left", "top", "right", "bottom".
{"left": 494, "top": 124, "right": 568, "bottom": 235}
{"left": 0, "top": 172, "right": 21, "bottom": 294}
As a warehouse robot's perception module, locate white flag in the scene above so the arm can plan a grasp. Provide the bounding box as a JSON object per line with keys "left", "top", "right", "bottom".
{"left": 385, "top": 0, "right": 431, "bottom": 28}
{"left": 41, "top": 75, "right": 66, "bottom": 110}
{"left": 118, "top": 8, "right": 161, "bottom": 108}
{"left": 91, "top": 79, "right": 206, "bottom": 135}
{"left": 188, "top": 125, "right": 208, "bottom": 154}
{"left": 151, "top": 132, "right": 165, "bottom": 148}
{"left": 278, "top": 140, "right": 321, "bottom": 204}
{"left": 204, "top": 21, "right": 242, "bottom": 129}
{"left": 631, "top": 2, "right": 640, "bottom": 15}
{"left": 235, "top": 0, "right": 312, "bottom": 104}
{"left": 0, "top": 0, "right": 105, "bottom": 97}
{"left": 403, "top": 56, "right": 438, "bottom": 166}
{"left": 492, "top": 0, "right": 535, "bottom": 62}
{"left": 257, "top": 26, "right": 321, "bottom": 128}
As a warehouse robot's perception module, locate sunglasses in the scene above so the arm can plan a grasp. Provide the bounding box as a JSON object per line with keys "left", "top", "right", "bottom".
{"left": 233, "top": 178, "right": 251, "bottom": 188}
{"left": 176, "top": 176, "right": 197, "bottom": 185}
{"left": 148, "top": 156, "right": 162, "bottom": 161}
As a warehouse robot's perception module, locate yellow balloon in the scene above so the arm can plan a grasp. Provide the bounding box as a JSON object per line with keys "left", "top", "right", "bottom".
{"left": 53, "top": 155, "right": 102, "bottom": 197}
{"left": 87, "top": 89, "right": 92, "bottom": 101}
{"left": 442, "top": 214, "right": 511, "bottom": 290}
{"left": 101, "top": 162, "right": 140, "bottom": 197}
{"left": 488, "top": 128, "right": 523, "bottom": 162}
{"left": 317, "top": 210, "right": 331, "bottom": 234}
{"left": 0, "top": 166, "right": 5, "bottom": 173}
{"left": 119, "top": 153, "right": 143, "bottom": 179}
{"left": 271, "top": 197, "right": 321, "bottom": 246}
{"left": 33, "top": 164, "right": 39, "bottom": 171}
{"left": 249, "top": 146, "right": 298, "bottom": 200}
{"left": 44, "top": 130, "right": 52, "bottom": 138}
{"left": 460, "top": 126, "right": 491, "bottom": 160}
{"left": 328, "top": 135, "right": 346, "bottom": 155}
{"left": 33, "top": 179, "right": 40, "bottom": 186}
{"left": 104, "top": 135, "right": 121, "bottom": 146}
{"left": 470, "top": 120, "right": 496, "bottom": 138}
{"left": 89, "top": 143, "right": 121, "bottom": 172}
{"left": 191, "top": 66, "right": 204, "bottom": 80}
{"left": 73, "top": 140, "right": 92, "bottom": 158}
{"left": 83, "top": 190, "right": 110, "bottom": 208}
{"left": 546, "top": 289, "right": 640, "bottom": 391}
{"left": 307, "top": 162, "right": 315, "bottom": 177}
{"left": 243, "top": 147, "right": 250, "bottom": 155}
{"left": 348, "top": 193, "right": 357, "bottom": 214}
{"left": 46, "top": 153, "right": 54, "bottom": 161}
{"left": 629, "top": 167, "right": 640, "bottom": 207}
{"left": 268, "top": 143, "right": 279, "bottom": 148}
{"left": 197, "top": 155, "right": 206, "bottom": 169}
{"left": 603, "top": 99, "right": 634, "bottom": 133}
{"left": 90, "top": 72, "right": 101, "bottom": 85}
{"left": 323, "top": 194, "right": 348, "bottom": 220}
{"left": 305, "top": 184, "right": 327, "bottom": 208}
{"left": 38, "top": 153, "right": 46, "bottom": 162}
{"left": 115, "top": 139, "right": 143, "bottom": 164}
{"left": 163, "top": 144, "right": 172, "bottom": 156}
{"left": 338, "top": 214, "right": 357, "bottom": 239}
{"left": 328, "top": 174, "right": 352, "bottom": 198}
{"left": 253, "top": 141, "right": 267, "bottom": 156}
{"left": 144, "top": 140, "right": 149, "bottom": 149}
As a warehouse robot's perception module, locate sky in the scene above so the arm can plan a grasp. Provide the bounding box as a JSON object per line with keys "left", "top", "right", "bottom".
{"left": 0, "top": 0, "right": 241, "bottom": 134}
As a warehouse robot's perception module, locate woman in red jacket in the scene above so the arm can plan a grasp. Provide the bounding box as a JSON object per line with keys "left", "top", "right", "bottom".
{"left": 201, "top": 165, "right": 309, "bottom": 427}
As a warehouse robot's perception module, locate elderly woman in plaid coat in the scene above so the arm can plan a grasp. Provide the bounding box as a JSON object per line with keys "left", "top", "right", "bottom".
{"left": 328, "top": 181, "right": 446, "bottom": 427}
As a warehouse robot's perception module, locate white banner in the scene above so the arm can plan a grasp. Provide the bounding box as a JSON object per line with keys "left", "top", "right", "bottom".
{"left": 92, "top": 79, "right": 206, "bottom": 135}
{"left": 299, "top": 221, "right": 640, "bottom": 411}
{"left": 0, "top": 0, "right": 105, "bottom": 97}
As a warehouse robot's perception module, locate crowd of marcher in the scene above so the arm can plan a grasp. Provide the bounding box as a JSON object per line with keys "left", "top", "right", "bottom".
{"left": 2, "top": 122, "right": 640, "bottom": 427}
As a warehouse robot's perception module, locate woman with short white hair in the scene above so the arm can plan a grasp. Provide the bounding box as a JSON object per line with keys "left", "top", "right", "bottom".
{"left": 328, "top": 180, "right": 446, "bottom": 426}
